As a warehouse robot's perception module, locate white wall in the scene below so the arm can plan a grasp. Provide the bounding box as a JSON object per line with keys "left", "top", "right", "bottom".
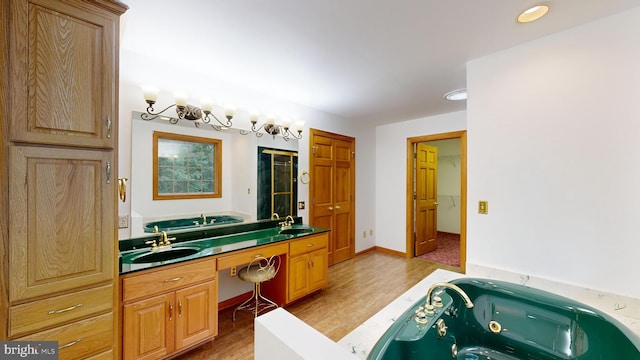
{"left": 430, "top": 139, "right": 461, "bottom": 234}
{"left": 117, "top": 48, "right": 376, "bottom": 257}
{"left": 374, "top": 111, "right": 467, "bottom": 252}
{"left": 466, "top": 7, "right": 640, "bottom": 298}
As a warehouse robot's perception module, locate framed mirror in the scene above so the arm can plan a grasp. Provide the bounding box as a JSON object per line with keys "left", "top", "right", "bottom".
{"left": 257, "top": 147, "right": 298, "bottom": 219}
{"left": 153, "top": 131, "right": 222, "bottom": 200}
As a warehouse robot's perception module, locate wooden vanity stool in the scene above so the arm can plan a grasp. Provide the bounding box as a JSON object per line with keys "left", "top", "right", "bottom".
{"left": 233, "top": 255, "right": 281, "bottom": 320}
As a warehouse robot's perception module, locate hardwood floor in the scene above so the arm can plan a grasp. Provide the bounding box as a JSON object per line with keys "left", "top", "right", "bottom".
{"left": 174, "top": 251, "right": 460, "bottom": 360}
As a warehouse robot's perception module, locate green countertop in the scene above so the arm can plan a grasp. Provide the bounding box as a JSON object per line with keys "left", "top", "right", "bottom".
{"left": 119, "top": 224, "right": 328, "bottom": 275}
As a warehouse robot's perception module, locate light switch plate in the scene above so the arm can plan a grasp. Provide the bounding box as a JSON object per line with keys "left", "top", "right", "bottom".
{"left": 478, "top": 201, "right": 488, "bottom": 214}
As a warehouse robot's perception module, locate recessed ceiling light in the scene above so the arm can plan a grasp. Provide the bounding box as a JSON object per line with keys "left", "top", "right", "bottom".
{"left": 517, "top": 5, "right": 549, "bottom": 23}
{"left": 444, "top": 89, "right": 467, "bottom": 101}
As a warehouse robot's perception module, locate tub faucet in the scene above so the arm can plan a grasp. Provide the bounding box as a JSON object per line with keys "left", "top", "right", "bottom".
{"left": 426, "top": 282, "right": 474, "bottom": 309}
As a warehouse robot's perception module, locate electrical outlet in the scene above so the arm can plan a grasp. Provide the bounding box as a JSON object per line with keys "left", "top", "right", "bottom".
{"left": 298, "top": 201, "right": 305, "bottom": 210}
{"left": 230, "top": 266, "right": 237, "bottom": 277}
{"left": 370, "top": 229, "right": 373, "bottom": 236}
{"left": 118, "top": 214, "right": 129, "bottom": 229}
{"left": 363, "top": 231, "right": 366, "bottom": 238}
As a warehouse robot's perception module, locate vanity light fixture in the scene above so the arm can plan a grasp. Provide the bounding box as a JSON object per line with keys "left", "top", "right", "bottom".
{"left": 141, "top": 87, "right": 234, "bottom": 130}
{"left": 444, "top": 88, "right": 467, "bottom": 101}
{"left": 240, "top": 113, "right": 304, "bottom": 140}
{"left": 517, "top": 4, "right": 549, "bottom": 23}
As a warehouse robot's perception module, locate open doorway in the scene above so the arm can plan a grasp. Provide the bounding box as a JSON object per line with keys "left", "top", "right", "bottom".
{"left": 405, "top": 131, "right": 467, "bottom": 273}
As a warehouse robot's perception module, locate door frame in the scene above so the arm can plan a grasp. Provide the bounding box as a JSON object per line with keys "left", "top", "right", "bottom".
{"left": 405, "top": 131, "right": 467, "bottom": 273}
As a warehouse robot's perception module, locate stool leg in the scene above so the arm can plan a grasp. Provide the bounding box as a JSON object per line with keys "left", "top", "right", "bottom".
{"left": 233, "top": 283, "right": 257, "bottom": 321}
{"left": 233, "top": 281, "right": 279, "bottom": 321}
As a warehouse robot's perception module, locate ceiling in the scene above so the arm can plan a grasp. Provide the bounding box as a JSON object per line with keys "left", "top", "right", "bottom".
{"left": 121, "top": 0, "right": 640, "bottom": 126}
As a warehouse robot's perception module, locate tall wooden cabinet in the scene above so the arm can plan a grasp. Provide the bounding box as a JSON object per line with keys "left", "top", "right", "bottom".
{"left": 1, "top": 0, "right": 128, "bottom": 358}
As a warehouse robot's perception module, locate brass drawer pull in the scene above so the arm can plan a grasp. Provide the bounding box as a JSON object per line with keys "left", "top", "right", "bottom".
{"left": 163, "top": 277, "right": 184, "bottom": 283}
{"left": 59, "top": 338, "right": 83, "bottom": 350}
{"left": 306, "top": 243, "right": 315, "bottom": 247}
{"left": 169, "top": 302, "right": 173, "bottom": 321}
{"left": 48, "top": 303, "right": 83, "bottom": 315}
{"left": 178, "top": 299, "right": 183, "bottom": 317}
{"left": 106, "top": 116, "right": 112, "bottom": 138}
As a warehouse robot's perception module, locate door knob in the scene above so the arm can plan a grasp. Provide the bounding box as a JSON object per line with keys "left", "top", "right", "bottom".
{"left": 335, "top": 205, "right": 341, "bottom": 210}
{"left": 328, "top": 206, "right": 333, "bottom": 211}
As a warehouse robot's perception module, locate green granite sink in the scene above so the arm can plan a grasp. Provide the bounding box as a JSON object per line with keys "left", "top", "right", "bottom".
{"left": 279, "top": 226, "right": 315, "bottom": 235}
{"left": 130, "top": 247, "right": 201, "bottom": 264}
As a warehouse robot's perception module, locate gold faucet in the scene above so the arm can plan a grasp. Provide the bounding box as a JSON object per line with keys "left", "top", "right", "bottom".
{"left": 201, "top": 213, "right": 207, "bottom": 224}
{"left": 280, "top": 215, "right": 295, "bottom": 230}
{"left": 426, "top": 282, "right": 474, "bottom": 310}
{"left": 271, "top": 213, "right": 280, "bottom": 220}
{"left": 146, "top": 231, "right": 175, "bottom": 252}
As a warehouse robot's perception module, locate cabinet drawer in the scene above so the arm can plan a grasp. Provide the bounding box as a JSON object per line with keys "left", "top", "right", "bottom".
{"left": 122, "top": 258, "right": 216, "bottom": 302}
{"left": 9, "top": 284, "right": 113, "bottom": 338}
{"left": 85, "top": 349, "right": 113, "bottom": 360}
{"left": 289, "top": 234, "right": 328, "bottom": 257}
{"left": 217, "top": 243, "right": 288, "bottom": 270}
{"left": 16, "top": 312, "right": 113, "bottom": 359}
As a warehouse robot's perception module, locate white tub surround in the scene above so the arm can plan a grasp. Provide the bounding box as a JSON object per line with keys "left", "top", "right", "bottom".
{"left": 255, "top": 308, "right": 358, "bottom": 360}
{"left": 339, "top": 268, "right": 640, "bottom": 359}
{"left": 338, "top": 269, "right": 463, "bottom": 358}
{"left": 254, "top": 268, "right": 640, "bottom": 359}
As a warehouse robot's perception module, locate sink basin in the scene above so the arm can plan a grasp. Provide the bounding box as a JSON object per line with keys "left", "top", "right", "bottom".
{"left": 130, "top": 247, "right": 200, "bottom": 264}
{"left": 279, "top": 227, "right": 314, "bottom": 235}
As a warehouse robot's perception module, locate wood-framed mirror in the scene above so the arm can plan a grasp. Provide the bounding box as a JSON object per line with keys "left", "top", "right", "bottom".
{"left": 153, "top": 131, "right": 222, "bottom": 200}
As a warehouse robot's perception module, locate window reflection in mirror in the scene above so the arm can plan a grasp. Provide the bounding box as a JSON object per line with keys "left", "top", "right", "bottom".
{"left": 153, "top": 131, "right": 222, "bottom": 200}
{"left": 257, "top": 147, "right": 298, "bottom": 219}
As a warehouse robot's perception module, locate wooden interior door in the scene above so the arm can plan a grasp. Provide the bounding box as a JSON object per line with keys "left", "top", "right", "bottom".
{"left": 332, "top": 139, "right": 353, "bottom": 263}
{"left": 415, "top": 143, "right": 438, "bottom": 256}
{"left": 309, "top": 129, "right": 355, "bottom": 265}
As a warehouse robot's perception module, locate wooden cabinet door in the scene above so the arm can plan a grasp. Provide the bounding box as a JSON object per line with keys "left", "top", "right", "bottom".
{"left": 288, "top": 255, "right": 310, "bottom": 302}
{"left": 9, "top": 146, "right": 114, "bottom": 302}
{"left": 308, "top": 249, "right": 328, "bottom": 292}
{"left": 175, "top": 281, "right": 218, "bottom": 350}
{"left": 9, "top": 0, "right": 119, "bottom": 148}
{"left": 123, "top": 293, "right": 175, "bottom": 360}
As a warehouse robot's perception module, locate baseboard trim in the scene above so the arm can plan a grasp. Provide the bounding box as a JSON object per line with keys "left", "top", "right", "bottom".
{"left": 356, "top": 246, "right": 405, "bottom": 258}
{"left": 218, "top": 291, "right": 252, "bottom": 311}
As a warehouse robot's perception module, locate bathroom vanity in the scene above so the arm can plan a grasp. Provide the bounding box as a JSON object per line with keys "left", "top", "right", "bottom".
{"left": 118, "top": 220, "right": 329, "bottom": 360}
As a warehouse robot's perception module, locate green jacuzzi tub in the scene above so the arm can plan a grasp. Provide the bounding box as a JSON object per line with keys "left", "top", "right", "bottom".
{"left": 368, "top": 278, "right": 640, "bottom": 359}
{"left": 143, "top": 214, "right": 244, "bottom": 233}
